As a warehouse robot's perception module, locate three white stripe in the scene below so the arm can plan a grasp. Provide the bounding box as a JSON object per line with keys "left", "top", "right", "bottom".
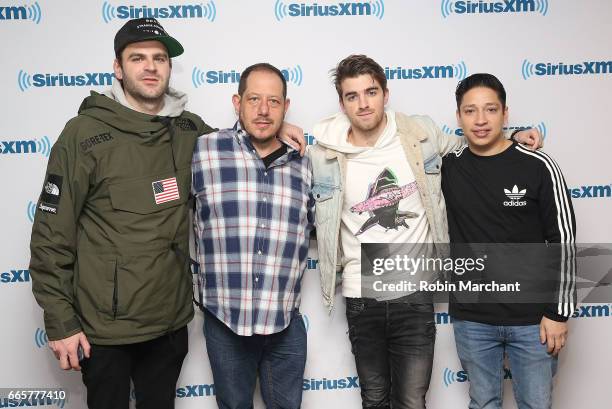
{"left": 515, "top": 145, "right": 576, "bottom": 317}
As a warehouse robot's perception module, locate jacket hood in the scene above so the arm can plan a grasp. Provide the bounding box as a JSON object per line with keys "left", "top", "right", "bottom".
{"left": 313, "top": 110, "right": 397, "bottom": 154}
{"left": 77, "top": 84, "right": 187, "bottom": 137}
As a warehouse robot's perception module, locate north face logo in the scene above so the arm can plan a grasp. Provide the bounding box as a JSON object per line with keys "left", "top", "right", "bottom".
{"left": 504, "top": 185, "right": 527, "bottom": 207}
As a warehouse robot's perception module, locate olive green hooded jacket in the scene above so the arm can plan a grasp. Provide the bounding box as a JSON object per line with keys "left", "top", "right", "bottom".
{"left": 29, "top": 89, "right": 214, "bottom": 344}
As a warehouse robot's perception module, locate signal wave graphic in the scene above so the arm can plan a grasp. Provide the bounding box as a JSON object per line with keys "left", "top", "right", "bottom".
{"left": 34, "top": 327, "right": 48, "bottom": 348}
{"left": 441, "top": 0, "right": 548, "bottom": 18}
{"left": 283, "top": 65, "right": 303, "bottom": 86}
{"left": 18, "top": 70, "right": 32, "bottom": 92}
{"left": 37, "top": 135, "right": 52, "bottom": 157}
{"left": 27, "top": 201, "right": 36, "bottom": 223}
{"left": 27, "top": 1, "right": 42, "bottom": 24}
{"left": 441, "top": 0, "right": 453, "bottom": 18}
{"left": 192, "top": 66, "right": 207, "bottom": 88}
{"left": 522, "top": 59, "right": 535, "bottom": 80}
{"left": 274, "top": 0, "right": 287, "bottom": 21}
{"left": 202, "top": 1, "right": 217, "bottom": 22}
{"left": 533, "top": 122, "right": 547, "bottom": 139}
{"left": 371, "top": 0, "right": 385, "bottom": 20}
{"left": 536, "top": 0, "right": 549, "bottom": 15}
{"left": 443, "top": 368, "right": 458, "bottom": 387}
{"left": 453, "top": 61, "right": 468, "bottom": 80}
{"left": 102, "top": 1, "right": 117, "bottom": 23}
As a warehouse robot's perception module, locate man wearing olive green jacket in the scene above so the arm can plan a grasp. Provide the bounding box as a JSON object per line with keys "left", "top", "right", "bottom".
{"left": 29, "top": 18, "right": 213, "bottom": 409}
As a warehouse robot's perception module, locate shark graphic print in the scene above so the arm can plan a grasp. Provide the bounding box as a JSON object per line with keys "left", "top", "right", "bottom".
{"left": 350, "top": 168, "right": 420, "bottom": 236}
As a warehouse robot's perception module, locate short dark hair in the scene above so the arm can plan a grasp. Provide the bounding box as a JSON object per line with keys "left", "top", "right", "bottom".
{"left": 332, "top": 54, "right": 387, "bottom": 100}
{"left": 238, "top": 63, "right": 287, "bottom": 99}
{"left": 455, "top": 73, "right": 506, "bottom": 110}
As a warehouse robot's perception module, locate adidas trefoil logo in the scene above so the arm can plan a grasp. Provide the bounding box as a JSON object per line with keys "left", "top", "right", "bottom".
{"left": 503, "top": 185, "right": 527, "bottom": 207}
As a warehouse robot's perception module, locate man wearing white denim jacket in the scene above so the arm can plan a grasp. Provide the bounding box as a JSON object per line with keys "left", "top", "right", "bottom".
{"left": 309, "top": 55, "right": 541, "bottom": 409}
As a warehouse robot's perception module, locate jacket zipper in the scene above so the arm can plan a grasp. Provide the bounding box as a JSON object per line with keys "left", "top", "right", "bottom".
{"left": 112, "top": 262, "right": 118, "bottom": 319}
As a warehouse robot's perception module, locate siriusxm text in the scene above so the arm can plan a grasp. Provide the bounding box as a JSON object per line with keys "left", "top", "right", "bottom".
{"left": 453, "top": 0, "right": 536, "bottom": 14}
{"left": 287, "top": 2, "right": 372, "bottom": 17}
{"left": 115, "top": 4, "right": 205, "bottom": 19}
{"left": 29, "top": 73, "right": 114, "bottom": 87}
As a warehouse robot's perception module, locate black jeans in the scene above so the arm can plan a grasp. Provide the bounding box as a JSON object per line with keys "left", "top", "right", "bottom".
{"left": 346, "top": 297, "right": 435, "bottom": 409}
{"left": 81, "top": 326, "right": 188, "bottom": 409}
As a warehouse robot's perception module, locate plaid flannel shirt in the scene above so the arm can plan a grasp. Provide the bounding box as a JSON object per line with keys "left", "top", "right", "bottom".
{"left": 192, "top": 123, "right": 314, "bottom": 336}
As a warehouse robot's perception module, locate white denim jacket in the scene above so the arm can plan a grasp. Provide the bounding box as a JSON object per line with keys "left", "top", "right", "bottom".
{"left": 309, "top": 112, "right": 463, "bottom": 311}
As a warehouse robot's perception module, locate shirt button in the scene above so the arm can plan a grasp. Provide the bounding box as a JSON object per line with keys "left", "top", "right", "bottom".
{"left": 264, "top": 172, "right": 268, "bottom": 176}
{"left": 263, "top": 197, "right": 267, "bottom": 202}
{"left": 261, "top": 223, "right": 266, "bottom": 228}
{"left": 257, "top": 250, "right": 262, "bottom": 255}
{"left": 255, "top": 277, "right": 259, "bottom": 282}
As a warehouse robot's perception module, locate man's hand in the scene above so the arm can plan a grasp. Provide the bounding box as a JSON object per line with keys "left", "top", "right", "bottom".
{"left": 514, "top": 128, "right": 543, "bottom": 150}
{"left": 48, "top": 331, "right": 91, "bottom": 371}
{"left": 279, "top": 122, "right": 306, "bottom": 156}
{"left": 539, "top": 316, "right": 568, "bottom": 356}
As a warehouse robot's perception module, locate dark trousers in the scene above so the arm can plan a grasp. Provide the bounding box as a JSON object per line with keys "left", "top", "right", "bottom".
{"left": 81, "top": 326, "right": 188, "bottom": 409}
{"left": 346, "top": 298, "right": 436, "bottom": 409}
{"left": 203, "top": 308, "right": 307, "bottom": 409}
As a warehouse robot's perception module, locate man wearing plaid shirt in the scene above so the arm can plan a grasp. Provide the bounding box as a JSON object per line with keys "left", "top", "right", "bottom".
{"left": 192, "top": 63, "right": 314, "bottom": 409}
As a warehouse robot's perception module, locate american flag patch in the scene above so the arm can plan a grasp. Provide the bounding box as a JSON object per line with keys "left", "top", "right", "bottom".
{"left": 152, "top": 177, "right": 180, "bottom": 204}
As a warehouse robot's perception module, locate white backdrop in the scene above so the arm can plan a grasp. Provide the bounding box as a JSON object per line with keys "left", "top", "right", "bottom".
{"left": 1, "top": 1, "right": 611, "bottom": 408}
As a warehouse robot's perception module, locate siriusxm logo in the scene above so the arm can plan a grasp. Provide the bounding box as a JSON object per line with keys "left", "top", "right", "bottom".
{"left": 1, "top": 269, "right": 30, "bottom": 284}
{"left": 175, "top": 384, "right": 215, "bottom": 398}
{"left": 0, "top": 397, "right": 65, "bottom": 408}
{"left": 18, "top": 70, "right": 114, "bottom": 92}
{"left": 192, "top": 65, "right": 303, "bottom": 88}
{"left": 385, "top": 61, "right": 467, "bottom": 81}
{"left": 1, "top": 136, "right": 51, "bottom": 157}
{"left": 443, "top": 367, "right": 512, "bottom": 387}
{"left": 572, "top": 304, "right": 612, "bottom": 318}
{"left": 441, "top": 122, "right": 547, "bottom": 139}
{"left": 435, "top": 311, "right": 453, "bottom": 325}
{"left": 0, "top": 2, "right": 42, "bottom": 23}
{"left": 102, "top": 1, "right": 216, "bottom": 23}
{"left": 567, "top": 184, "right": 611, "bottom": 199}
{"left": 303, "top": 376, "right": 359, "bottom": 391}
{"left": 306, "top": 257, "right": 319, "bottom": 269}
{"left": 274, "top": 0, "right": 384, "bottom": 20}
{"left": 35, "top": 327, "right": 49, "bottom": 348}
{"left": 441, "top": 0, "right": 548, "bottom": 18}
{"left": 304, "top": 133, "right": 317, "bottom": 145}
{"left": 522, "top": 59, "right": 612, "bottom": 80}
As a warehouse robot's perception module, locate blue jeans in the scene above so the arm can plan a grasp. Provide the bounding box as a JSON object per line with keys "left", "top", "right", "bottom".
{"left": 453, "top": 320, "right": 558, "bottom": 409}
{"left": 346, "top": 297, "right": 436, "bottom": 409}
{"left": 203, "top": 308, "right": 307, "bottom": 409}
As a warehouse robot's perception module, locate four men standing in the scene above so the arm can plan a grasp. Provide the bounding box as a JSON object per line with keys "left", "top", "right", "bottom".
{"left": 28, "top": 16, "right": 573, "bottom": 409}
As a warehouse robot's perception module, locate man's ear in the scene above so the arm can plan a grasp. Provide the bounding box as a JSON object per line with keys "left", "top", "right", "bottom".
{"left": 113, "top": 59, "right": 123, "bottom": 81}
{"left": 232, "top": 94, "right": 241, "bottom": 115}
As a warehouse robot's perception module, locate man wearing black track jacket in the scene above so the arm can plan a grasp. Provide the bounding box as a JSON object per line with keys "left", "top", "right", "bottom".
{"left": 441, "top": 73, "right": 576, "bottom": 409}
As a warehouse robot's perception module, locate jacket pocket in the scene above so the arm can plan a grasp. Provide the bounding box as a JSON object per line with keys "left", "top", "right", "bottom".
{"left": 74, "top": 254, "right": 117, "bottom": 318}
{"left": 108, "top": 169, "right": 189, "bottom": 215}
{"left": 312, "top": 183, "right": 337, "bottom": 225}
{"left": 423, "top": 154, "right": 442, "bottom": 201}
